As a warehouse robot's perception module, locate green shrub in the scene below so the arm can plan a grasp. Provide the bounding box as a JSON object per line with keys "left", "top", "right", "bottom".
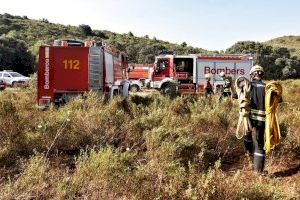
{"left": 57, "top": 147, "right": 135, "bottom": 199}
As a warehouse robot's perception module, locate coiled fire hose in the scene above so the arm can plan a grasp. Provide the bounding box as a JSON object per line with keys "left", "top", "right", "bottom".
{"left": 235, "top": 77, "right": 252, "bottom": 139}
{"left": 264, "top": 81, "right": 283, "bottom": 153}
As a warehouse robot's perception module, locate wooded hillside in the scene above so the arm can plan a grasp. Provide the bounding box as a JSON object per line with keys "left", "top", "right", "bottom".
{"left": 1, "top": 13, "right": 300, "bottom": 79}
{"left": 265, "top": 35, "right": 300, "bottom": 58}
{"left": 0, "top": 13, "right": 210, "bottom": 74}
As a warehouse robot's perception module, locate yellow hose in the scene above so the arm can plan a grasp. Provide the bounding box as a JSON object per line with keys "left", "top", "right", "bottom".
{"left": 235, "top": 77, "right": 252, "bottom": 139}
{"left": 264, "top": 81, "right": 283, "bottom": 153}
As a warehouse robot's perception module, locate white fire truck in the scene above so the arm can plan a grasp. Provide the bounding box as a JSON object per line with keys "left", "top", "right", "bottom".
{"left": 150, "top": 54, "right": 253, "bottom": 94}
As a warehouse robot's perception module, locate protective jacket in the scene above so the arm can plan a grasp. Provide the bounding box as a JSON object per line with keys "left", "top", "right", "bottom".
{"left": 204, "top": 80, "right": 213, "bottom": 89}
{"left": 223, "top": 76, "right": 232, "bottom": 93}
{"left": 250, "top": 79, "right": 266, "bottom": 124}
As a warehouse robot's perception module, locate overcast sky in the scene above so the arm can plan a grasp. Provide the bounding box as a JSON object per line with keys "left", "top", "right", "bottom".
{"left": 1, "top": 0, "right": 299, "bottom": 50}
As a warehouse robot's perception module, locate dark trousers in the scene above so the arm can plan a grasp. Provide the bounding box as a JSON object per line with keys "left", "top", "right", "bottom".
{"left": 219, "top": 92, "right": 231, "bottom": 101}
{"left": 244, "top": 120, "right": 265, "bottom": 172}
{"left": 204, "top": 88, "right": 214, "bottom": 98}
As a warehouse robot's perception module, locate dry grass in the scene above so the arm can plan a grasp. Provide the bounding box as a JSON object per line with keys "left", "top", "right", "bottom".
{"left": 0, "top": 77, "right": 299, "bottom": 199}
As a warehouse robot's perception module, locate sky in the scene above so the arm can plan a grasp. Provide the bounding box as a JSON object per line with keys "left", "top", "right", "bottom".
{"left": 0, "top": 0, "right": 300, "bottom": 50}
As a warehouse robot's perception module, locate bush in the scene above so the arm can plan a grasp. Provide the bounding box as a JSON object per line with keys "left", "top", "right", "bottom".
{"left": 57, "top": 148, "right": 135, "bottom": 199}
{"left": 0, "top": 155, "right": 54, "bottom": 199}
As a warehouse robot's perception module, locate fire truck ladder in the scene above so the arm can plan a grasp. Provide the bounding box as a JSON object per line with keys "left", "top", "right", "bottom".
{"left": 88, "top": 47, "right": 104, "bottom": 96}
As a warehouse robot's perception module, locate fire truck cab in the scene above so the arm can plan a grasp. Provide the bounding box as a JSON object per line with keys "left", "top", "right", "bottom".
{"left": 38, "top": 39, "right": 129, "bottom": 106}
{"left": 151, "top": 54, "right": 196, "bottom": 94}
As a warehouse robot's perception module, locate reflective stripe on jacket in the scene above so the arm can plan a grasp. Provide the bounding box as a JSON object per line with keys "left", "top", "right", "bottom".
{"left": 250, "top": 109, "right": 266, "bottom": 121}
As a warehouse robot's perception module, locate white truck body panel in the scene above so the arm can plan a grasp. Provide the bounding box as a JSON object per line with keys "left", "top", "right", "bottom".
{"left": 196, "top": 58, "right": 252, "bottom": 86}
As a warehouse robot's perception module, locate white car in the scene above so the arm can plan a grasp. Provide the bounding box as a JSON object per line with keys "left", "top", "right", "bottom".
{"left": 0, "top": 71, "right": 30, "bottom": 87}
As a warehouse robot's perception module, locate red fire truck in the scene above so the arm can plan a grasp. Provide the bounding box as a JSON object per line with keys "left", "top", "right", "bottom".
{"left": 150, "top": 54, "right": 253, "bottom": 94}
{"left": 128, "top": 64, "right": 153, "bottom": 92}
{"left": 37, "top": 39, "right": 129, "bottom": 106}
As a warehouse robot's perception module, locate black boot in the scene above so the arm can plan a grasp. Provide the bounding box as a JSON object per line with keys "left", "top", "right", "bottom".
{"left": 244, "top": 133, "right": 253, "bottom": 155}
{"left": 254, "top": 124, "right": 266, "bottom": 172}
{"left": 253, "top": 149, "right": 265, "bottom": 172}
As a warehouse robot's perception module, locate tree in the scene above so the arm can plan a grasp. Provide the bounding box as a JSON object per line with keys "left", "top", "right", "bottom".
{"left": 79, "top": 24, "right": 93, "bottom": 36}
{"left": 181, "top": 42, "right": 187, "bottom": 47}
{"left": 126, "top": 45, "right": 139, "bottom": 63}
{"left": 272, "top": 47, "right": 290, "bottom": 59}
{"left": 226, "top": 41, "right": 260, "bottom": 54}
{"left": 0, "top": 17, "right": 11, "bottom": 25}
{"left": 128, "top": 31, "right": 134, "bottom": 37}
{"left": 0, "top": 37, "right": 34, "bottom": 75}
{"left": 226, "top": 41, "right": 300, "bottom": 79}
{"left": 282, "top": 59, "right": 300, "bottom": 78}
{"left": 41, "top": 18, "right": 49, "bottom": 23}
{"left": 93, "top": 30, "right": 107, "bottom": 39}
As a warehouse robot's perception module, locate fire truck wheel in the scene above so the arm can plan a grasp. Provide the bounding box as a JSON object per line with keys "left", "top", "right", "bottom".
{"left": 130, "top": 84, "right": 140, "bottom": 93}
{"left": 161, "top": 82, "right": 176, "bottom": 96}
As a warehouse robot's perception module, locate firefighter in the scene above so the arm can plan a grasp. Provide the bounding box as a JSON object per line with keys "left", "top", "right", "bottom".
{"left": 244, "top": 65, "right": 266, "bottom": 172}
{"left": 219, "top": 72, "right": 232, "bottom": 100}
{"left": 204, "top": 73, "right": 214, "bottom": 98}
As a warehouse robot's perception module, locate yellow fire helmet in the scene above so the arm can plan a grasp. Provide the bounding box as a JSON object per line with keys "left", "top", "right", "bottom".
{"left": 250, "top": 65, "right": 264, "bottom": 75}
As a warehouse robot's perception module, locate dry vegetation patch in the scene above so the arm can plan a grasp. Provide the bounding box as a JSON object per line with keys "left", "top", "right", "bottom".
{"left": 0, "top": 79, "right": 299, "bottom": 199}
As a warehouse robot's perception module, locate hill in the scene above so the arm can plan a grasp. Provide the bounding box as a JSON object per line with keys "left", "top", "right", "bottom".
{"left": 1, "top": 13, "right": 300, "bottom": 79}
{"left": 265, "top": 35, "right": 300, "bottom": 58}
{"left": 0, "top": 13, "right": 211, "bottom": 65}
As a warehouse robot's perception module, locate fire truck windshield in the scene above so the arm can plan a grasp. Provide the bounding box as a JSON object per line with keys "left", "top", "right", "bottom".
{"left": 155, "top": 59, "right": 168, "bottom": 73}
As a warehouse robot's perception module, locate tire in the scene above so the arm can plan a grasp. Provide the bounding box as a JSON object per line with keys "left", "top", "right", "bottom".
{"left": 161, "top": 83, "right": 171, "bottom": 94}
{"left": 130, "top": 84, "right": 140, "bottom": 93}
{"left": 161, "top": 82, "right": 177, "bottom": 97}
{"left": 113, "top": 89, "right": 119, "bottom": 96}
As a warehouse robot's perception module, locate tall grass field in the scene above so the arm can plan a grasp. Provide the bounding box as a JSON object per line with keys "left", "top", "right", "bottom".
{"left": 0, "top": 76, "right": 299, "bottom": 199}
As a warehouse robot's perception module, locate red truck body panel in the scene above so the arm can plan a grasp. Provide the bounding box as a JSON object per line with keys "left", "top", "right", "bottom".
{"left": 128, "top": 64, "right": 153, "bottom": 79}
{"left": 113, "top": 57, "right": 124, "bottom": 82}
{"left": 52, "top": 47, "right": 89, "bottom": 91}
{"left": 38, "top": 47, "right": 90, "bottom": 104}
